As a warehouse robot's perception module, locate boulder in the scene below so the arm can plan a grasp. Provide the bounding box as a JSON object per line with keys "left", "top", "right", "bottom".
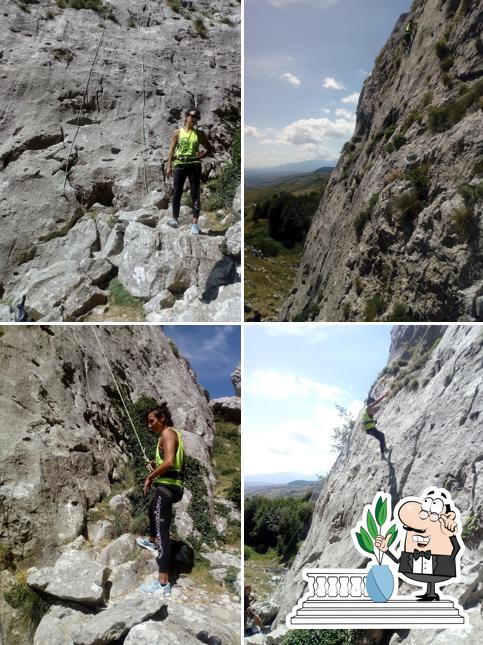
{"left": 124, "top": 620, "right": 198, "bottom": 645}
{"left": 87, "top": 521, "right": 115, "bottom": 546}
{"left": 97, "top": 534, "right": 137, "bottom": 567}
{"left": 209, "top": 397, "right": 241, "bottom": 423}
{"left": 72, "top": 595, "right": 166, "bottom": 645}
{"left": 225, "top": 222, "right": 241, "bottom": 257}
{"left": 27, "top": 551, "right": 108, "bottom": 607}
{"left": 165, "top": 602, "right": 240, "bottom": 645}
{"left": 231, "top": 365, "right": 241, "bottom": 396}
{"left": 34, "top": 605, "right": 90, "bottom": 645}
{"left": 146, "top": 283, "right": 241, "bottom": 322}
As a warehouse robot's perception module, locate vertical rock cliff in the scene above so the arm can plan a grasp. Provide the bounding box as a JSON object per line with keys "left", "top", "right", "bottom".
{"left": 275, "top": 325, "right": 482, "bottom": 643}
{"left": 281, "top": 0, "right": 482, "bottom": 322}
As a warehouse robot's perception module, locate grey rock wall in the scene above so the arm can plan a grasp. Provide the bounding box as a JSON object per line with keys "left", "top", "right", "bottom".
{"left": 0, "top": 324, "right": 214, "bottom": 564}
{"left": 0, "top": 0, "right": 240, "bottom": 321}
{"left": 281, "top": 0, "right": 482, "bottom": 321}
{"left": 274, "top": 325, "right": 482, "bottom": 644}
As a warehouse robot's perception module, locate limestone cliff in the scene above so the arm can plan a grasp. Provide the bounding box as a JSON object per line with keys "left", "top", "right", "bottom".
{"left": 274, "top": 325, "right": 482, "bottom": 643}
{"left": 0, "top": 325, "right": 241, "bottom": 645}
{"left": 281, "top": 0, "right": 482, "bottom": 322}
{"left": 0, "top": 0, "right": 240, "bottom": 322}
{"left": 0, "top": 325, "right": 213, "bottom": 563}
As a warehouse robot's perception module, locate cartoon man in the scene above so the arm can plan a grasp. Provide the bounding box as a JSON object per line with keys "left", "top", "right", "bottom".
{"left": 375, "top": 488, "right": 463, "bottom": 601}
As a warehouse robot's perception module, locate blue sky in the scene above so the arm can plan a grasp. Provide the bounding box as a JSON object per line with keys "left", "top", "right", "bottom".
{"left": 164, "top": 326, "right": 240, "bottom": 399}
{"left": 244, "top": 324, "right": 393, "bottom": 480}
{"left": 245, "top": 0, "right": 411, "bottom": 168}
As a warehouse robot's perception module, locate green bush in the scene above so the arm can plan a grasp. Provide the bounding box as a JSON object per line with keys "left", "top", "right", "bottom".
{"left": 4, "top": 579, "right": 51, "bottom": 630}
{"left": 193, "top": 17, "right": 207, "bottom": 37}
{"left": 205, "top": 125, "right": 240, "bottom": 210}
{"left": 462, "top": 513, "right": 480, "bottom": 545}
{"left": 452, "top": 206, "right": 475, "bottom": 241}
{"left": 251, "top": 235, "right": 284, "bottom": 257}
{"left": 393, "top": 133, "right": 407, "bottom": 150}
{"left": 282, "top": 629, "right": 364, "bottom": 645}
{"left": 223, "top": 566, "right": 239, "bottom": 593}
{"left": 227, "top": 475, "right": 241, "bottom": 510}
{"left": 184, "top": 455, "right": 219, "bottom": 546}
{"left": 56, "top": 0, "right": 114, "bottom": 19}
{"left": 386, "top": 302, "right": 418, "bottom": 321}
{"left": 428, "top": 80, "right": 483, "bottom": 132}
{"left": 435, "top": 40, "right": 450, "bottom": 60}
{"left": 166, "top": 0, "right": 182, "bottom": 12}
{"left": 440, "top": 58, "right": 454, "bottom": 72}
{"left": 364, "top": 293, "right": 385, "bottom": 321}
{"left": 394, "top": 189, "right": 423, "bottom": 218}
{"left": 0, "top": 544, "right": 14, "bottom": 569}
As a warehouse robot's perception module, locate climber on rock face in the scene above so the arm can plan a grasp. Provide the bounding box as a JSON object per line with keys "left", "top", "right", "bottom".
{"left": 244, "top": 585, "right": 262, "bottom": 636}
{"left": 363, "top": 392, "right": 387, "bottom": 457}
{"left": 138, "top": 403, "right": 185, "bottom": 597}
{"left": 166, "top": 108, "right": 213, "bottom": 235}
{"left": 375, "top": 488, "right": 463, "bottom": 602}
{"left": 404, "top": 18, "right": 416, "bottom": 51}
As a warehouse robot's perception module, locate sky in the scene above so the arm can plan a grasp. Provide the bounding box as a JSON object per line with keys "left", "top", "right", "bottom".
{"left": 244, "top": 324, "right": 393, "bottom": 481}
{"left": 164, "top": 326, "right": 240, "bottom": 399}
{"left": 245, "top": 0, "right": 411, "bottom": 168}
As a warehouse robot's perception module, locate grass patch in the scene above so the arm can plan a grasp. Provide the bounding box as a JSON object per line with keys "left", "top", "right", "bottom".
{"left": 429, "top": 80, "right": 483, "bottom": 133}
{"left": 55, "top": 0, "right": 115, "bottom": 19}
{"left": 281, "top": 630, "right": 364, "bottom": 645}
{"left": 223, "top": 566, "right": 239, "bottom": 593}
{"left": 193, "top": 16, "right": 207, "bottom": 37}
{"left": 363, "top": 293, "right": 385, "bottom": 321}
{"left": 166, "top": 0, "right": 182, "bottom": 12}
{"left": 451, "top": 182, "right": 482, "bottom": 242}
{"left": 4, "top": 572, "right": 52, "bottom": 632}
{"left": 435, "top": 40, "right": 450, "bottom": 60}
{"left": 462, "top": 513, "right": 480, "bottom": 546}
{"left": 353, "top": 193, "right": 379, "bottom": 240}
{"left": 212, "top": 416, "right": 240, "bottom": 499}
{"left": 52, "top": 48, "right": 74, "bottom": 63}
{"left": 0, "top": 544, "right": 14, "bottom": 569}
{"left": 107, "top": 278, "right": 144, "bottom": 319}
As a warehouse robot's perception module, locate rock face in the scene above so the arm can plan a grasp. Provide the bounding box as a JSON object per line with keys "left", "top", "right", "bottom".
{"left": 281, "top": 0, "right": 482, "bottom": 322}
{"left": 274, "top": 325, "right": 483, "bottom": 644}
{"left": 0, "top": 0, "right": 240, "bottom": 321}
{"left": 0, "top": 325, "right": 214, "bottom": 564}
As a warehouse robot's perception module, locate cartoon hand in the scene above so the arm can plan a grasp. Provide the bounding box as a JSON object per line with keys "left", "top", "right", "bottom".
{"left": 375, "top": 535, "right": 388, "bottom": 552}
{"left": 439, "top": 513, "right": 457, "bottom": 535}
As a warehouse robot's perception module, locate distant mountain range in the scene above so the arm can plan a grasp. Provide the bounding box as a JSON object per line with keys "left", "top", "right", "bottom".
{"left": 245, "top": 476, "right": 325, "bottom": 500}
{"left": 245, "top": 161, "right": 335, "bottom": 188}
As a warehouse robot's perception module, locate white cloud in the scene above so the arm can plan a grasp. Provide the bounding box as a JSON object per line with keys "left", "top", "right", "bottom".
{"left": 246, "top": 370, "right": 344, "bottom": 401}
{"left": 270, "top": 0, "right": 339, "bottom": 9}
{"left": 335, "top": 108, "right": 355, "bottom": 120}
{"left": 323, "top": 77, "right": 346, "bottom": 91}
{"left": 321, "top": 108, "right": 331, "bottom": 114}
{"left": 264, "top": 325, "right": 328, "bottom": 342}
{"left": 245, "top": 125, "right": 262, "bottom": 138}
{"left": 341, "top": 92, "right": 360, "bottom": 105}
{"left": 244, "top": 400, "right": 361, "bottom": 477}
{"left": 275, "top": 115, "right": 355, "bottom": 146}
{"left": 281, "top": 72, "right": 301, "bottom": 87}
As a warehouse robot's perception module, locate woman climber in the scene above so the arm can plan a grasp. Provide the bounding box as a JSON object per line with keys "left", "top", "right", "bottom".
{"left": 138, "top": 403, "right": 185, "bottom": 597}
{"left": 166, "top": 108, "right": 213, "bottom": 235}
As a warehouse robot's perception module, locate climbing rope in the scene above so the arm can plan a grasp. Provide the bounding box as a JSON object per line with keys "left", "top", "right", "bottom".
{"left": 136, "top": 1, "right": 149, "bottom": 195}
{"left": 91, "top": 326, "right": 150, "bottom": 463}
{"left": 63, "top": 11, "right": 108, "bottom": 192}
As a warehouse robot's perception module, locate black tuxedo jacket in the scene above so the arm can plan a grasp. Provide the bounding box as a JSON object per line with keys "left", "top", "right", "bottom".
{"left": 386, "top": 535, "right": 460, "bottom": 578}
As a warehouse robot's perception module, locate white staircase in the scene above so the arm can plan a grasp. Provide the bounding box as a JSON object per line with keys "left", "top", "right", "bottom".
{"left": 286, "top": 569, "right": 465, "bottom": 628}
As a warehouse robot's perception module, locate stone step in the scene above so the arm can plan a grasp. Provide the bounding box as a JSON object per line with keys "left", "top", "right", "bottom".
{"left": 288, "top": 598, "right": 465, "bottom": 627}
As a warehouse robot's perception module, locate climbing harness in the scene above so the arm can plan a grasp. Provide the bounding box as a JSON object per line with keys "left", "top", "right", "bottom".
{"left": 91, "top": 326, "right": 150, "bottom": 464}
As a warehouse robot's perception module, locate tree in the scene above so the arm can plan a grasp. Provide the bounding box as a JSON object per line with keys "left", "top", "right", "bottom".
{"left": 331, "top": 405, "right": 355, "bottom": 454}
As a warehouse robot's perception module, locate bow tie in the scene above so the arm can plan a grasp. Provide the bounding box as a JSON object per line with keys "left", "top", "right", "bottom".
{"left": 413, "top": 549, "right": 431, "bottom": 560}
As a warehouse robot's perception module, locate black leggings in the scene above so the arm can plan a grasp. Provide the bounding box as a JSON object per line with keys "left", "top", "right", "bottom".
{"left": 172, "top": 164, "right": 201, "bottom": 220}
{"left": 149, "top": 484, "right": 183, "bottom": 572}
{"left": 365, "top": 427, "right": 386, "bottom": 455}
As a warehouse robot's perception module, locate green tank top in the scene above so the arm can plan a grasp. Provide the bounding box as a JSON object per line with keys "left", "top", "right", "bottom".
{"left": 174, "top": 128, "right": 201, "bottom": 166}
{"left": 363, "top": 408, "right": 376, "bottom": 431}
{"left": 154, "top": 427, "right": 185, "bottom": 488}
